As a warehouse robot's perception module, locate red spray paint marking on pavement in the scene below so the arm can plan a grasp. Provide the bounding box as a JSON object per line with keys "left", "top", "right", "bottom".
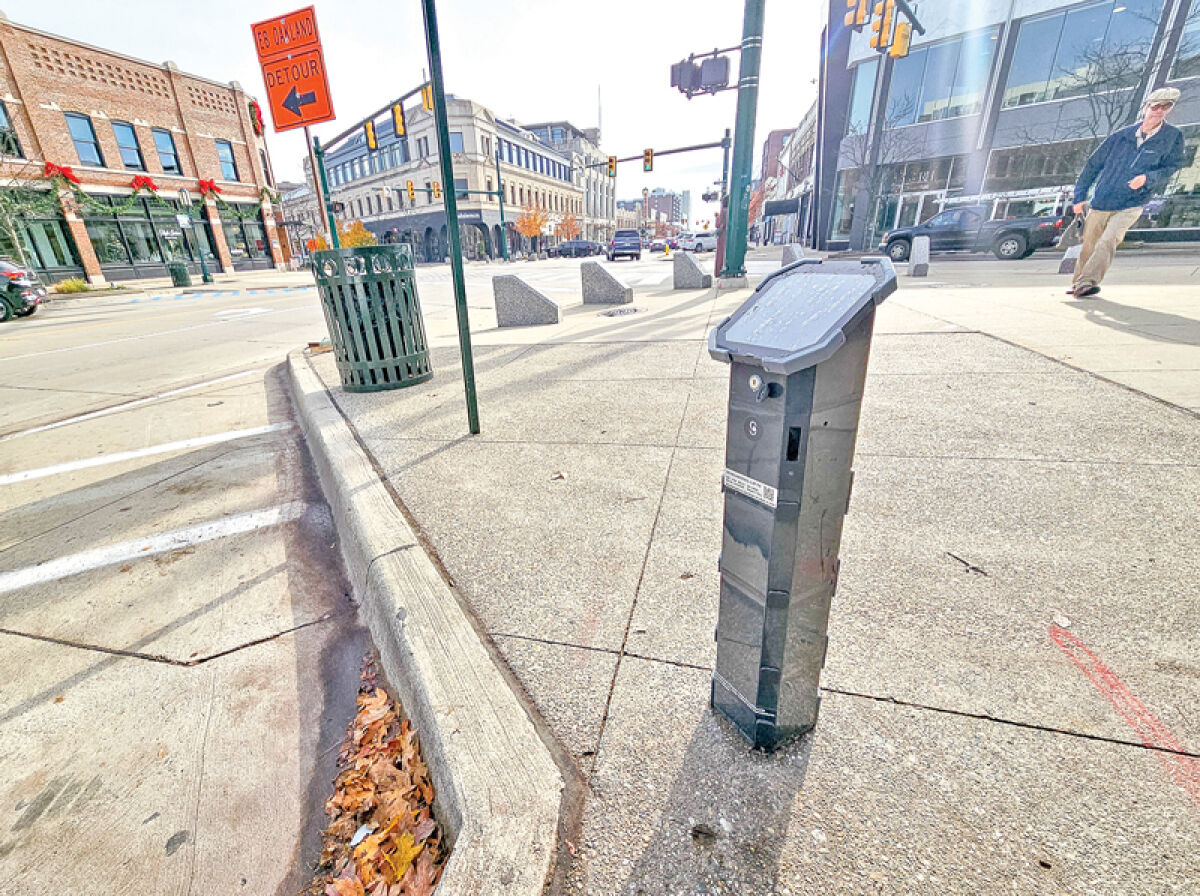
{"left": 1049, "top": 625, "right": 1200, "bottom": 811}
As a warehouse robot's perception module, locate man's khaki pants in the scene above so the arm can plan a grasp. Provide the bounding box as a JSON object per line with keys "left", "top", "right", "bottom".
{"left": 1074, "top": 206, "right": 1143, "bottom": 290}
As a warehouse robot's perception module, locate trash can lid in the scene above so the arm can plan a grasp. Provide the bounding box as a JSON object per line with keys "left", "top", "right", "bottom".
{"left": 708, "top": 257, "right": 896, "bottom": 373}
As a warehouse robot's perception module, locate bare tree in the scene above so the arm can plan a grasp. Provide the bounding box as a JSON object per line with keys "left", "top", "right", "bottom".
{"left": 840, "top": 95, "right": 923, "bottom": 249}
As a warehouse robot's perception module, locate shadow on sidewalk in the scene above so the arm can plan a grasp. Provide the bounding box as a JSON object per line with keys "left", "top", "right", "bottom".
{"left": 618, "top": 714, "right": 813, "bottom": 894}
{"left": 1066, "top": 297, "right": 1200, "bottom": 345}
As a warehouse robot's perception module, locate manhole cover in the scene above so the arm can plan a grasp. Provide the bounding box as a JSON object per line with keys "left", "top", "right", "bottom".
{"left": 598, "top": 306, "right": 642, "bottom": 317}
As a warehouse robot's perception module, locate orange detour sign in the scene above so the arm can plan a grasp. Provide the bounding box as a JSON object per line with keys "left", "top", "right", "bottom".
{"left": 250, "top": 6, "right": 335, "bottom": 133}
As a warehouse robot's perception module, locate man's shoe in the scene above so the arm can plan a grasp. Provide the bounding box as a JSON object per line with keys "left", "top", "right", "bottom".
{"left": 1065, "top": 286, "right": 1075, "bottom": 295}
{"left": 1075, "top": 284, "right": 1101, "bottom": 297}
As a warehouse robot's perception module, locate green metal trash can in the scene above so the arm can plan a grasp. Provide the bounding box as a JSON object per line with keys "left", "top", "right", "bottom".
{"left": 166, "top": 261, "right": 191, "bottom": 288}
{"left": 312, "top": 244, "right": 433, "bottom": 392}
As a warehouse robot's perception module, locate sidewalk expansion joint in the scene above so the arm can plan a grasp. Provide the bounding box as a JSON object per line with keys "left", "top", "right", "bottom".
{"left": 858, "top": 450, "right": 1200, "bottom": 468}
{"left": 823, "top": 686, "right": 1200, "bottom": 760}
{"left": 0, "top": 612, "right": 342, "bottom": 667}
{"left": 492, "top": 632, "right": 712, "bottom": 672}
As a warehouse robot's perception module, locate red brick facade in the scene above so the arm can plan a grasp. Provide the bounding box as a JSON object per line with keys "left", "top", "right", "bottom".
{"left": 0, "top": 16, "right": 287, "bottom": 282}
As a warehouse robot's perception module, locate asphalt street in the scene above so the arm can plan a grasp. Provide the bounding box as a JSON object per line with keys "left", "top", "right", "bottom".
{"left": 0, "top": 287, "right": 365, "bottom": 895}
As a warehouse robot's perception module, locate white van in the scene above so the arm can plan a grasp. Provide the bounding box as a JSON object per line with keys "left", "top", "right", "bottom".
{"left": 680, "top": 231, "right": 717, "bottom": 252}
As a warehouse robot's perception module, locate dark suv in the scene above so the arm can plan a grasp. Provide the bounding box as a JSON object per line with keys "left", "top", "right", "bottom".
{"left": 607, "top": 229, "right": 642, "bottom": 261}
{"left": 557, "top": 240, "right": 597, "bottom": 258}
{"left": 0, "top": 260, "right": 44, "bottom": 321}
{"left": 880, "top": 205, "right": 1063, "bottom": 261}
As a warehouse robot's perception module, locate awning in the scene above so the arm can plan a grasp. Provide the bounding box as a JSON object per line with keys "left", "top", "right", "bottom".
{"left": 763, "top": 198, "right": 799, "bottom": 217}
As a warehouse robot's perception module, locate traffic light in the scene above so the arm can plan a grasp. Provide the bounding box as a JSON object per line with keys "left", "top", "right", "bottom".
{"left": 889, "top": 19, "right": 912, "bottom": 57}
{"left": 364, "top": 120, "right": 377, "bottom": 151}
{"left": 642, "top": 148, "right": 654, "bottom": 172}
{"left": 406, "top": 180, "right": 415, "bottom": 201}
{"left": 606, "top": 156, "right": 617, "bottom": 177}
{"left": 870, "top": 0, "right": 896, "bottom": 49}
{"left": 432, "top": 181, "right": 441, "bottom": 199}
{"left": 421, "top": 83, "right": 434, "bottom": 111}
{"left": 844, "top": 0, "right": 869, "bottom": 28}
{"left": 392, "top": 103, "right": 406, "bottom": 137}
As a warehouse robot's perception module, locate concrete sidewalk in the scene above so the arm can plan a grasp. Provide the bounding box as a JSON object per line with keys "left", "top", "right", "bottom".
{"left": 290, "top": 248, "right": 1200, "bottom": 894}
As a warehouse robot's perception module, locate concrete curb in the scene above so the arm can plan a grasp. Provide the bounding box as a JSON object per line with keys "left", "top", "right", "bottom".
{"left": 287, "top": 350, "right": 564, "bottom": 896}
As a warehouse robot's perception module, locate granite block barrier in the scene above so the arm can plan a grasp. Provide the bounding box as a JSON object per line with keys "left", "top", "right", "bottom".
{"left": 781, "top": 244, "right": 805, "bottom": 266}
{"left": 673, "top": 251, "right": 712, "bottom": 289}
{"left": 492, "top": 276, "right": 560, "bottom": 327}
{"left": 581, "top": 261, "right": 633, "bottom": 304}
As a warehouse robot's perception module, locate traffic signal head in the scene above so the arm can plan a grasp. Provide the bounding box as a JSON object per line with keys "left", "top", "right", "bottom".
{"left": 421, "top": 83, "right": 434, "bottom": 111}
{"left": 889, "top": 20, "right": 912, "bottom": 57}
{"left": 606, "top": 156, "right": 617, "bottom": 177}
{"left": 406, "top": 180, "right": 415, "bottom": 201}
{"left": 642, "top": 149, "right": 653, "bottom": 172}
{"left": 392, "top": 104, "right": 406, "bottom": 137}
{"left": 870, "top": 0, "right": 896, "bottom": 49}
{"left": 844, "top": 0, "right": 869, "bottom": 28}
{"left": 364, "top": 121, "right": 377, "bottom": 151}
{"left": 432, "top": 181, "right": 441, "bottom": 199}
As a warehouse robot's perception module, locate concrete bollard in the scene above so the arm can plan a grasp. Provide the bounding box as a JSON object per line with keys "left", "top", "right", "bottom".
{"left": 673, "top": 251, "right": 712, "bottom": 289}
{"left": 909, "top": 235, "right": 930, "bottom": 277}
{"left": 1059, "top": 244, "right": 1081, "bottom": 275}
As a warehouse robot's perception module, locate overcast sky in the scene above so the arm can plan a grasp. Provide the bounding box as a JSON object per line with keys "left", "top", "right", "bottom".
{"left": 5, "top": 0, "right": 819, "bottom": 212}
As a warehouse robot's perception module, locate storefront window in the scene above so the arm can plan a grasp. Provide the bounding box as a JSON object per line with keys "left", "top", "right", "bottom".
{"left": 243, "top": 221, "right": 268, "bottom": 258}
{"left": 223, "top": 222, "right": 250, "bottom": 260}
{"left": 1174, "top": 6, "right": 1200, "bottom": 79}
{"left": 122, "top": 219, "right": 163, "bottom": 264}
{"left": 25, "top": 219, "right": 78, "bottom": 268}
{"left": 85, "top": 219, "right": 130, "bottom": 264}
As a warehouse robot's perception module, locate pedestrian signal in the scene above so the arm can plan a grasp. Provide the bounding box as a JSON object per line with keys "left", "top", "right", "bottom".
{"left": 421, "top": 83, "right": 434, "bottom": 111}
{"left": 406, "top": 180, "right": 415, "bottom": 201}
{"left": 392, "top": 104, "right": 406, "bottom": 137}
{"left": 642, "top": 148, "right": 654, "bottom": 172}
{"left": 606, "top": 156, "right": 617, "bottom": 177}
{"left": 432, "top": 181, "right": 441, "bottom": 199}
{"left": 364, "top": 120, "right": 377, "bottom": 151}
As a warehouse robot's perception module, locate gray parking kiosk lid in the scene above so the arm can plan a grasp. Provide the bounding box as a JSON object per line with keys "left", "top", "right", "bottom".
{"left": 708, "top": 257, "right": 897, "bottom": 374}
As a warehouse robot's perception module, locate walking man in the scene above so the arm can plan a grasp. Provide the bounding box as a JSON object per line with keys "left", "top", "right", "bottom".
{"left": 1069, "top": 87, "right": 1186, "bottom": 297}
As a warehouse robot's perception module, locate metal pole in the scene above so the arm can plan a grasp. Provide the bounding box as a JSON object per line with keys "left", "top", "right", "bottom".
{"left": 715, "top": 128, "right": 732, "bottom": 274}
{"left": 494, "top": 147, "right": 508, "bottom": 261}
{"left": 304, "top": 125, "right": 330, "bottom": 247}
{"left": 721, "top": 0, "right": 765, "bottom": 279}
{"left": 421, "top": 0, "right": 480, "bottom": 435}
{"left": 313, "top": 136, "right": 341, "bottom": 249}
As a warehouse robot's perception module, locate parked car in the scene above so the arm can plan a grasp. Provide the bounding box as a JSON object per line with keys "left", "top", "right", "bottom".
{"left": 680, "top": 232, "right": 718, "bottom": 252}
{"left": 666, "top": 237, "right": 679, "bottom": 249}
{"left": 879, "top": 205, "right": 1063, "bottom": 261}
{"left": 556, "top": 240, "right": 596, "bottom": 258}
{"left": 649, "top": 239, "right": 666, "bottom": 253}
{"left": 608, "top": 229, "right": 642, "bottom": 261}
{"left": 0, "top": 260, "right": 45, "bottom": 321}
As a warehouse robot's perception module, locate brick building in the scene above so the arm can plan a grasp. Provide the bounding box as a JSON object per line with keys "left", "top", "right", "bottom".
{"left": 0, "top": 14, "right": 285, "bottom": 284}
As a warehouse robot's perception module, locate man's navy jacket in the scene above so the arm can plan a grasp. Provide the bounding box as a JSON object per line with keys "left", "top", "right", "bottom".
{"left": 1072, "top": 122, "right": 1186, "bottom": 211}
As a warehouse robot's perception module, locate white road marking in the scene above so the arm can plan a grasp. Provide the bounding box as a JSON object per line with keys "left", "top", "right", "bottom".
{"left": 0, "top": 303, "right": 313, "bottom": 363}
{"left": 0, "top": 369, "right": 263, "bottom": 443}
{"left": 214, "top": 307, "right": 273, "bottom": 319}
{"left": 0, "top": 422, "right": 293, "bottom": 485}
{"left": 0, "top": 501, "right": 308, "bottom": 595}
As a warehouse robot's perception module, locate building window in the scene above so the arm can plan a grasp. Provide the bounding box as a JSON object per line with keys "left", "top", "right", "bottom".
{"left": 112, "top": 121, "right": 145, "bottom": 170}
{"left": 454, "top": 177, "right": 468, "bottom": 199}
{"left": 449, "top": 131, "right": 464, "bottom": 153}
{"left": 486, "top": 176, "right": 493, "bottom": 199}
{"left": 886, "top": 29, "right": 998, "bottom": 126}
{"left": 0, "top": 101, "right": 22, "bottom": 158}
{"left": 846, "top": 59, "right": 878, "bottom": 133}
{"left": 417, "top": 137, "right": 430, "bottom": 158}
{"left": 1173, "top": 6, "right": 1200, "bottom": 80}
{"left": 259, "top": 149, "right": 274, "bottom": 186}
{"left": 424, "top": 181, "right": 432, "bottom": 204}
{"left": 216, "top": 140, "right": 240, "bottom": 181}
{"left": 483, "top": 136, "right": 492, "bottom": 157}
{"left": 1002, "top": 0, "right": 1164, "bottom": 109}
{"left": 152, "top": 128, "right": 182, "bottom": 174}
{"left": 66, "top": 113, "right": 105, "bottom": 167}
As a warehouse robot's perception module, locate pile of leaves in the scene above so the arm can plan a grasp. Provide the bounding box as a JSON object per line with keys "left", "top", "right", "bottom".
{"left": 308, "top": 660, "right": 445, "bottom": 896}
